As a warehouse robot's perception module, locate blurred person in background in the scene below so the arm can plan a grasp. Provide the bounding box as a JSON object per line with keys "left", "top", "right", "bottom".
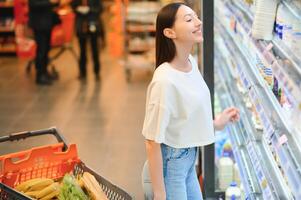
{"left": 72, "top": 0, "right": 105, "bottom": 81}
{"left": 29, "top": 0, "right": 61, "bottom": 85}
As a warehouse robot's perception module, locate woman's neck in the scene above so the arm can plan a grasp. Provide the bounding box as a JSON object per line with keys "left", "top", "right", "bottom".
{"left": 170, "top": 41, "right": 193, "bottom": 71}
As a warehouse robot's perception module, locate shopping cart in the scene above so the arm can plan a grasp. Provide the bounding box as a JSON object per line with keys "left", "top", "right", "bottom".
{"left": 14, "top": 0, "right": 77, "bottom": 77}
{"left": 0, "top": 127, "right": 133, "bottom": 200}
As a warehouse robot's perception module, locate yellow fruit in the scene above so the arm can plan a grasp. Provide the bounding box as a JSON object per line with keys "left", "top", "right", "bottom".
{"left": 36, "top": 182, "right": 60, "bottom": 199}
{"left": 77, "top": 177, "right": 84, "bottom": 188}
{"left": 28, "top": 179, "right": 54, "bottom": 192}
{"left": 15, "top": 178, "right": 43, "bottom": 192}
{"left": 24, "top": 190, "right": 40, "bottom": 198}
{"left": 40, "top": 189, "right": 60, "bottom": 200}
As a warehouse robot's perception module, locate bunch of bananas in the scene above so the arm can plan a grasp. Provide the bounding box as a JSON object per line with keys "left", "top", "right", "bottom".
{"left": 15, "top": 178, "right": 60, "bottom": 200}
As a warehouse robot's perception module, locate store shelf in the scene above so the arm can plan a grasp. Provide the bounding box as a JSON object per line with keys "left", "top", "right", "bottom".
{"left": 124, "top": 1, "right": 159, "bottom": 81}
{"left": 0, "top": 47, "right": 16, "bottom": 53}
{"left": 215, "top": 9, "right": 301, "bottom": 198}
{"left": 0, "top": 1, "right": 16, "bottom": 56}
{"left": 232, "top": 0, "right": 254, "bottom": 21}
{"left": 282, "top": 0, "right": 301, "bottom": 20}
{"left": 215, "top": 71, "right": 262, "bottom": 200}
{"left": 215, "top": 5, "right": 300, "bottom": 133}
{"left": 126, "top": 24, "right": 156, "bottom": 33}
{"left": 227, "top": 0, "right": 301, "bottom": 106}
{"left": 0, "top": 27, "right": 14, "bottom": 33}
{"left": 272, "top": 36, "right": 301, "bottom": 76}
{"left": 124, "top": 54, "right": 153, "bottom": 69}
{"left": 215, "top": 46, "right": 293, "bottom": 199}
{"left": 0, "top": 1, "right": 13, "bottom": 8}
{"left": 128, "top": 47, "right": 152, "bottom": 53}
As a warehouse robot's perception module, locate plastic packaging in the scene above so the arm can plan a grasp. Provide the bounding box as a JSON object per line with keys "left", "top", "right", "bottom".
{"left": 233, "top": 163, "right": 241, "bottom": 185}
{"left": 226, "top": 182, "right": 241, "bottom": 200}
{"left": 222, "top": 139, "right": 234, "bottom": 160}
{"left": 275, "top": 4, "right": 284, "bottom": 39}
{"left": 218, "top": 152, "right": 234, "bottom": 190}
{"left": 252, "top": 0, "right": 278, "bottom": 40}
{"left": 240, "top": 183, "right": 246, "bottom": 200}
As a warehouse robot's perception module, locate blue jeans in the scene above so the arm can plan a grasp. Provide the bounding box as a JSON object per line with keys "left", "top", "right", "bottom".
{"left": 142, "top": 144, "right": 203, "bottom": 200}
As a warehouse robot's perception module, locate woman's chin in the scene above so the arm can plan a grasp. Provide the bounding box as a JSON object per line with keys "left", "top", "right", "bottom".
{"left": 195, "top": 36, "right": 203, "bottom": 43}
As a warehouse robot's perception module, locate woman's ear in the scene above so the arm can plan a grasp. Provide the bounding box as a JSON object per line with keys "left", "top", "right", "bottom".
{"left": 163, "top": 28, "right": 176, "bottom": 39}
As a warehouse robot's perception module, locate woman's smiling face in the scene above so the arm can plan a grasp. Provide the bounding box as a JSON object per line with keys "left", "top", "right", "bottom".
{"left": 172, "top": 5, "right": 203, "bottom": 43}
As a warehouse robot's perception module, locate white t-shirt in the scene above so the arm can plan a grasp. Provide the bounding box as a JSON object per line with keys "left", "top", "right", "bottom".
{"left": 142, "top": 55, "right": 215, "bottom": 148}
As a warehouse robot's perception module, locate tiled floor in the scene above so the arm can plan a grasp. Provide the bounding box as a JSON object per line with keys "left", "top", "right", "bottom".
{"left": 0, "top": 41, "right": 152, "bottom": 199}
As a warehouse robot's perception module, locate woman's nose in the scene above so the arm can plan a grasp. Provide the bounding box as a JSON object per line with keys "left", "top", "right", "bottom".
{"left": 194, "top": 17, "right": 202, "bottom": 26}
{"left": 195, "top": 18, "right": 203, "bottom": 26}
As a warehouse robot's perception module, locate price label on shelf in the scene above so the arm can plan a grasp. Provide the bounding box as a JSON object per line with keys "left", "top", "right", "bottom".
{"left": 249, "top": 88, "right": 258, "bottom": 103}
{"left": 249, "top": 88, "right": 275, "bottom": 137}
{"left": 277, "top": 134, "right": 288, "bottom": 148}
{"left": 237, "top": 64, "right": 250, "bottom": 89}
{"left": 247, "top": 142, "right": 256, "bottom": 161}
{"left": 272, "top": 62, "right": 299, "bottom": 108}
{"left": 262, "top": 43, "right": 274, "bottom": 59}
{"left": 246, "top": 142, "right": 274, "bottom": 199}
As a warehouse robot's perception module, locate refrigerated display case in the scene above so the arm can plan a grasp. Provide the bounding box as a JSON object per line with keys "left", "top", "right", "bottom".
{"left": 202, "top": 0, "right": 301, "bottom": 199}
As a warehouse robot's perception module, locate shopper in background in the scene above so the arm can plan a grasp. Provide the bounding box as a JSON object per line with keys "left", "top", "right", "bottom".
{"left": 29, "top": 0, "right": 61, "bottom": 85}
{"left": 72, "top": 0, "right": 105, "bottom": 81}
{"left": 142, "top": 3, "right": 240, "bottom": 200}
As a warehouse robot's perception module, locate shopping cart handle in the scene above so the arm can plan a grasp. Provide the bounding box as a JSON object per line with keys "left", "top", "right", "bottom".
{"left": 0, "top": 127, "right": 68, "bottom": 151}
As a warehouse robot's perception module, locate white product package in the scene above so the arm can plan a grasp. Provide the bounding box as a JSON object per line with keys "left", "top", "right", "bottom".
{"left": 252, "top": 0, "right": 279, "bottom": 40}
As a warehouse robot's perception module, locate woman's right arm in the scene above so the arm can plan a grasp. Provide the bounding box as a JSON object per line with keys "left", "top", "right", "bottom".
{"left": 145, "top": 140, "right": 166, "bottom": 200}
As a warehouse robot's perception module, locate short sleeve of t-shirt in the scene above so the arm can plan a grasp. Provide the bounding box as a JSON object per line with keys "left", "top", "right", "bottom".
{"left": 142, "top": 81, "right": 173, "bottom": 143}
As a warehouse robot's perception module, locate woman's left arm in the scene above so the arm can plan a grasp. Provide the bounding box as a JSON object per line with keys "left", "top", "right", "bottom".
{"left": 213, "top": 107, "right": 240, "bottom": 131}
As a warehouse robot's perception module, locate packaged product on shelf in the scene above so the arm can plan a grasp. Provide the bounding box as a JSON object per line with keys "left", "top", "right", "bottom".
{"left": 0, "top": 17, "right": 14, "bottom": 30}
{"left": 255, "top": 55, "right": 265, "bottom": 75}
{"left": 251, "top": 107, "right": 263, "bottom": 131}
{"left": 272, "top": 77, "right": 281, "bottom": 102}
{"left": 240, "top": 183, "right": 246, "bottom": 200}
{"left": 282, "top": 9, "right": 293, "bottom": 47}
{"left": 263, "top": 67, "right": 274, "bottom": 87}
{"left": 275, "top": 4, "right": 294, "bottom": 47}
{"left": 275, "top": 4, "right": 285, "bottom": 40}
{"left": 245, "top": 0, "right": 253, "bottom": 4}
{"left": 218, "top": 152, "right": 234, "bottom": 190}
{"left": 225, "top": 182, "right": 241, "bottom": 200}
{"left": 233, "top": 163, "right": 241, "bottom": 186}
{"left": 222, "top": 139, "right": 234, "bottom": 160}
{"left": 126, "top": 2, "right": 161, "bottom": 24}
{"left": 252, "top": 0, "right": 278, "bottom": 40}
{"left": 280, "top": 90, "right": 293, "bottom": 118}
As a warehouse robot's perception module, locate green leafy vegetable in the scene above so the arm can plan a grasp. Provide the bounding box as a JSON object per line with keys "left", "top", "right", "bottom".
{"left": 59, "top": 174, "right": 90, "bottom": 200}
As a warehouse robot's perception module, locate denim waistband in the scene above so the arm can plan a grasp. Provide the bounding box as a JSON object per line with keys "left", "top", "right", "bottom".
{"left": 161, "top": 143, "right": 197, "bottom": 151}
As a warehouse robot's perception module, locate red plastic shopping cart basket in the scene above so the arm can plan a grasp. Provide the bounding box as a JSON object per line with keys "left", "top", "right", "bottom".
{"left": 0, "top": 128, "right": 132, "bottom": 200}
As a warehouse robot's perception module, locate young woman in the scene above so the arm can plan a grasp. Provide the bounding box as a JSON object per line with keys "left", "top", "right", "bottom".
{"left": 142, "top": 3, "right": 240, "bottom": 200}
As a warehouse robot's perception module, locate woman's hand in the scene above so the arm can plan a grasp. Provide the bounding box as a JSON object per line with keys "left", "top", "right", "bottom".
{"left": 214, "top": 107, "right": 240, "bottom": 131}
{"left": 154, "top": 193, "right": 166, "bottom": 200}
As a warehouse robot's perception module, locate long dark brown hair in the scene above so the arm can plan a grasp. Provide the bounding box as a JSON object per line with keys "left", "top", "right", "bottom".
{"left": 155, "top": 2, "right": 185, "bottom": 69}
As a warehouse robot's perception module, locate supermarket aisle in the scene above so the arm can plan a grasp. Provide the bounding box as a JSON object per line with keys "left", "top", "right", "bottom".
{"left": 0, "top": 45, "right": 151, "bottom": 199}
